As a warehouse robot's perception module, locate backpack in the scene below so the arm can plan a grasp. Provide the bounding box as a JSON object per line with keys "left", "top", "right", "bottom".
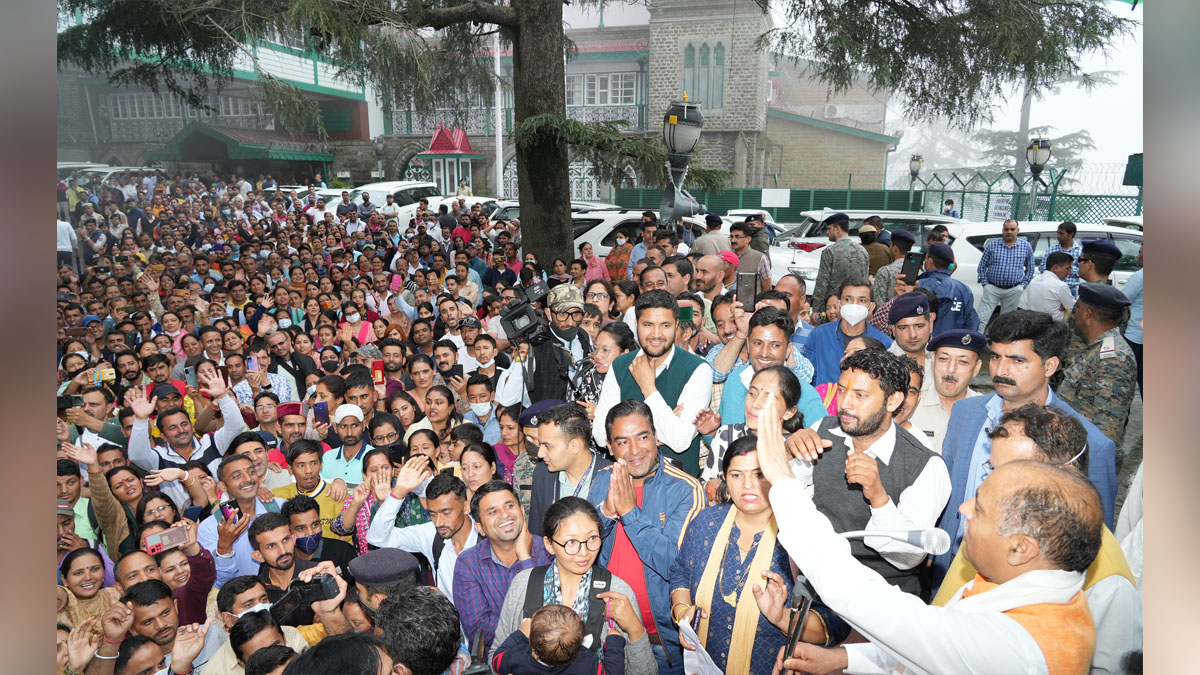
{"left": 521, "top": 565, "right": 613, "bottom": 652}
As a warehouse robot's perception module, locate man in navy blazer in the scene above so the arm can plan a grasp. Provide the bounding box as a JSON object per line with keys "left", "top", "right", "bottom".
{"left": 932, "top": 310, "right": 1117, "bottom": 590}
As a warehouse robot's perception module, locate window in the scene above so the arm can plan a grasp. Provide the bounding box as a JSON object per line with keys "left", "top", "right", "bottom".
{"left": 681, "top": 40, "right": 725, "bottom": 110}
{"left": 1110, "top": 234, "right": 1143, "bottom": 273}
{"left": 566, "top": 75, "right": 583, "bottom": 106}
{"left": 610, "top": 74, "right": 635, "bottom": 105}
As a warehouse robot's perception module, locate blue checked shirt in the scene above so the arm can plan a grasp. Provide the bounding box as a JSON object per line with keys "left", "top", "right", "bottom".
{"left": 977, "top": 237, "right": 1035, "bottom": 287}
{"left": 1040, "top": 240, "right": 1083, "bottom": 297}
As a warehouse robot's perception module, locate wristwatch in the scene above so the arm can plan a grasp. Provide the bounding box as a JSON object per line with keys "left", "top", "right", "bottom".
{"left": 262, "top": 382, "right": 272, "bottom": 390}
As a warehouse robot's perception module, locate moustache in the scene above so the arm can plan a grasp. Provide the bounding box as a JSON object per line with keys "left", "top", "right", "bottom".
{"left": 992, "top": 376, "right": 1017, "bottom": 386}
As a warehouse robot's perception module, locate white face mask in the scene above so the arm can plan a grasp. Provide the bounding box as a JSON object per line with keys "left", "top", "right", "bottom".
{"left": 344, "top": 313, "right": 360, "bottom": 324}
{"left": 277, "top": 318, "right": 293, "bottom": 329}
{"left": 478, "top": 359, "right": 495, "bottom": 369}
{"left": 615, "top": 237, "right": 626, "bottom": 246}
{"left": 469, "top": 401, "right": 493, "bottom": 417}
{"left": 839, "top": 303, "right": 870, "bottom": 326}
{"left": 231, "top": 602, "right": 272, "bottom": 620}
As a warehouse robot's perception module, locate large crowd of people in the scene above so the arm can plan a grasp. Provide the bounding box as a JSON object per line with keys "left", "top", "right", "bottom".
{"left": 55, "top": 169, "right": 1143, "bottom": 675}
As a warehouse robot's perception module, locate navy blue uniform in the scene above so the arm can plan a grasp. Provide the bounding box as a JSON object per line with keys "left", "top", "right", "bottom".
{"left": 918, "top": 269, "right": 980, "bottom": 337}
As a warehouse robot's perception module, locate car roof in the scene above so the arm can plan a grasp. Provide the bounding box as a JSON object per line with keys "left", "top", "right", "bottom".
{"left": 799, "top": 208, "right": 960, "bottom": 222}
{"left": 348, "top": 181, "right": 437, "bottom": 192}
{"left": 941, "top": 221, "right": 1143, "bottom": 238}
{"left": 1103, "top": 216, "right": 1142, "bottom": 227}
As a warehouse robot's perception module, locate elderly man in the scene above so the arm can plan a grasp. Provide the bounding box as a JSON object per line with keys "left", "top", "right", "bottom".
{"left": 909, "top": 329, "right": 986, "bottom": 455}
{"left": 934, "top": 310, "right": 1118, "bottom": 589}
{"left": 931, "top": 403, "right": 1142, "bottom": 675}
{"left": 759, "top": 402, "right": 1102, "bottom": 675}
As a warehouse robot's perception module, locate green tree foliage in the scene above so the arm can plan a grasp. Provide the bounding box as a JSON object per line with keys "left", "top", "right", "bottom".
{"left": 973, "top": 125, "right": 1096, "bottom": 190}
{"left": 757, "top": 0, "right": 1136, "bottom": 129}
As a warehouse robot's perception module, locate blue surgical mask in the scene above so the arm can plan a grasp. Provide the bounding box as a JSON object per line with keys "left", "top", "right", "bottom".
{"left": 294, "top": 532, "right": 321, "bottom": 555}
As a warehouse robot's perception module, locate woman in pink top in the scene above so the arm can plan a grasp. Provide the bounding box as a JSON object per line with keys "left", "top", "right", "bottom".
{"left": 339, "top": 301, "right": 376, "bottom": 345}
{"left": 580, "top": 241, "right": 611, "bottom": 282}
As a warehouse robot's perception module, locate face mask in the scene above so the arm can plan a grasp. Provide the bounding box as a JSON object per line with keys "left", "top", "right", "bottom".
{"left": 839, "top": 303, "right": 870, "bottom": 326}
{"left": 615, "top": 237, "right": 626, "bottom": 246}
{"left": 305, "top": 385, "right": 317, "bottom": 399}
{"left": 278, "top": 319, "right": 293, "bottom": 329}
{"left": 344, "top": 313, "right": 360, "bottom": 323}
{"left": 74, "top": 350, "right": 91, "bottom": 361}
{"left": 478, "top": 359, "right": 495, "bottom": 369}
{"left": 66, "top": 366, "right": 88, "bottom": 380}
{"left": 294, "top": 532, "right": 321, "bottom": 555}
{"left": 552, "top": 324, "right": 578, "bottom": 342}
{"left": 469, "top": 402, "right": 493, "bottom": 417}
{"left": 231, "top": 602, "right": 272, "bottom": 620}
{"left": 322, "top": 360, "right": 340, "bottom": 373}
{"left": 151, "top": 669, "right": 168, "bottom": 675}
{"left": 221, "top": 209, "right": 231, "bottom": 216}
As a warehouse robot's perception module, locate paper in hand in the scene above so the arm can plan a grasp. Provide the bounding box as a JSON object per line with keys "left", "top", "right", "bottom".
{"left": 678, "top": 620, "right": 723, "bottom": 675}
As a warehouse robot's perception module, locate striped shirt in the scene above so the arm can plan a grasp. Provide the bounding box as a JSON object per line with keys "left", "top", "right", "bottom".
{"left": 1041, "top": 240, "right": 1083, "bottom": 297}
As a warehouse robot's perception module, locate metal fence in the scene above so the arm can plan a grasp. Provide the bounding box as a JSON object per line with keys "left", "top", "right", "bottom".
{"left": 913, "top": 169, "right": 1143, "bottom": 223}
{"left": 613, "top": 172, "right": 1142, "bottom": 224}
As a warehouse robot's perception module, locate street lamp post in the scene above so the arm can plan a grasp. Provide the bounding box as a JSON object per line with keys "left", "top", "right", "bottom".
{"left": 373, "top": 137, "right": 386, "bottom": 181}
{"left": 1026, "top": 138, "right": 1052, "bottom": 220}
{"left": 660, "top": 96, "right": 705, "bottom": 232}
{"left": 908, "top": 154, "right": 923, "bottom": 211}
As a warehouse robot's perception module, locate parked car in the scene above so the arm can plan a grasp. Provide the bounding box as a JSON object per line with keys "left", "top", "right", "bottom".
{"left": 934, "top": 220, "right": 1143, "bottom": 312}
{"left": 1102, "top": 216, "right": 1142, "bottom": 232}
{"left": 346, "top": 181, "right": 448, "bottom": 230}
{"left": 58, "top": 162, "right": 109, "bottom": 181}
{"left": 76, "top": 166, "right": 161, "bottom": 188}
{"left": 489, "top": 200, "right": 620, "bottom": 222}
{"left": 777, "top": 209, "right": 961, "bottom": 253}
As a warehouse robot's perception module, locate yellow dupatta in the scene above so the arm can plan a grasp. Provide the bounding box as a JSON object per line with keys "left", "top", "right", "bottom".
{"left": 693, "top": 507, "right": 778, "bottom": 673}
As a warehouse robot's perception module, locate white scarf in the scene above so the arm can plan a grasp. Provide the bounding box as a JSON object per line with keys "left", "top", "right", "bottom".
{"left": 945, "top": 569, "right": 1085, "bottom": 613}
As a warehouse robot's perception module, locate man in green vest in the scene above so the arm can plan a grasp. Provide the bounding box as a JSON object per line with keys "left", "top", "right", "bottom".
{"left": 590, "top": 290, "right": 713, "bottom": 476}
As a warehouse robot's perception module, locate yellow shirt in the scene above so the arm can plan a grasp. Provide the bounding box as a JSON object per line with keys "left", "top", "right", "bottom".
{"left": 272, "top": 480, "right": 353, "bottom": 544}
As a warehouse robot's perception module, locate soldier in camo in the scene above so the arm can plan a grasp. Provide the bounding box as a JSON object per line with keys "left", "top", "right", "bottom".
{"left": 812, "top": 212, "right": 870, "bottom": 316}
{"left": 510, "top": 399, "right": 562, "bottom": 512}
{"left": 1056, "top": 284, "right": 1136, "bottom": 459}
{"left": 871, "top": 229, "right": 918, "bottom": 308}
{"left": 1053, "top": 240, "right": 1124, "bottom": 387}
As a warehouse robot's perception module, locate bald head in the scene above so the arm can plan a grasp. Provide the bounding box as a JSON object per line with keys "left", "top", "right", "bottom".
{"left": 694, "top": 255, "right": 725, "bottom": 294}
{"left": 986, "top": 462, "right": 1102, "bottom": 575}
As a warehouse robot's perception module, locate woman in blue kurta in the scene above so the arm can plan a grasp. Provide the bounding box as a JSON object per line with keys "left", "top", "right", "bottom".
{"left": 669, "top": 435, "right": 849, "bottom": 673}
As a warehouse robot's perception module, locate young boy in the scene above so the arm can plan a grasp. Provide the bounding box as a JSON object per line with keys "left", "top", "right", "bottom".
{"left": 491, "top": 605, "right": 626, "bottom": 674}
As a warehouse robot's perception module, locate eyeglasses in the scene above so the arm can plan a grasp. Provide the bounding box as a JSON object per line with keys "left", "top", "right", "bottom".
{"left": 586, "top": 292, "right": 610, "bottom": 301}
{"left": 554, "top": 309, "right": 583, "bottom": 320}
{"left": 373, "top": 431, "right": 400, "bottom": 445}
{"left": 144, "top": 504, "right": 172, "bottom": 519}
{"left": 549, "top": 535, "right": 602, "bottom": 555}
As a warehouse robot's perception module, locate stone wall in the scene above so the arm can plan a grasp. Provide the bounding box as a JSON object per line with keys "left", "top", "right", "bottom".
{"left": 765, "top": 115, "right": 890, "bottom": 189}
{"left": 647, "top": 0, "right": 770, "bottom": 135}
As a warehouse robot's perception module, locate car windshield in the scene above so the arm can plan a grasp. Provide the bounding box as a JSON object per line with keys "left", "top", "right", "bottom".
{"left": 777, "top": 217, "right": 821, "bottom": 239}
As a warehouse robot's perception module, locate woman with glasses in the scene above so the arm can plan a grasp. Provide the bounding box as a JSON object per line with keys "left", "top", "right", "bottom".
{"left": 668, "top": 435, "right": 847, "bottom": 673}
{"left": 134, "top": 493, "right": 181, "bottom": 527}
{"left": 335, "top": 445, "right": 428, "bottom": 554}
{"left": 490, "top": 497, "right": 656, "bottom": 672}
{"left": 568, "top": 322, "right": 636, "bottom": 422}
{"left": 583, "top": 280, "right": 616, "bottom": 327}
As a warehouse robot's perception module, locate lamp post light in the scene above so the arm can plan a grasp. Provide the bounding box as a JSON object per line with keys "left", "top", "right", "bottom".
{"left": 660, "top": 96, "right": 705, "bottom": 231}
{"left": 373, "top": 136, "right": 386, "bottom": 180}
{"left": 907, "top": 154, "right": 923, "bottom": 211}
{"left": 1025, "top": 137, "right": 1052, "bottom": 220}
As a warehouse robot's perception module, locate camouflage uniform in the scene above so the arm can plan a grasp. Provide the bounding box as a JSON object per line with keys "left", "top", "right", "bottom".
{"left": 812, "top": 236, "right": 870, "bottom": 314}
{"left": 871, "top": 258, "right": 904, "bottom": 309}
{"left": 511, "top": 449, "right": 538, "bottom": 513}
{"left": 1056, "top": 326, "right": 1137, "bottom": 451}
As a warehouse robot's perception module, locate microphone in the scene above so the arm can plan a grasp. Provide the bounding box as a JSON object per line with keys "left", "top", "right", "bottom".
{"left": 840, "top": 528, "right": 951, "bottom": 555}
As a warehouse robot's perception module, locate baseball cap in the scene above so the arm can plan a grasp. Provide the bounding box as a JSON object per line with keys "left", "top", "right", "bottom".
{"left": 546, "top": 284, "right": 584, "bottom": 313}
{"left": 333, "top": 404, "right": 364, "bottom": 424}
{"left": 718, "top": 250, "right": 739, "bottom": 266}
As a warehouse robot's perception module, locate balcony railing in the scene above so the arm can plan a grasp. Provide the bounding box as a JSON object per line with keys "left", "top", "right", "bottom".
{"left": 107, "top": 115, "right": 275, "bottom": 143}
{"left": 392, "top": 104, "right": 647, "bottom": 136}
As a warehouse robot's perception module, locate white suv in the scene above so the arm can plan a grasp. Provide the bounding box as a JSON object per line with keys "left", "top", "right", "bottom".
{"left": 936, "top": 220, "right": 1143, "bottom": 312}
{"left": 777, "top": 209, "right": 961, "bottom": 253}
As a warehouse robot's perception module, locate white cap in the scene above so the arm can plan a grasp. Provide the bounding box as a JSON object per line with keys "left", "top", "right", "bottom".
{"left": 333, "top": 404, "right": 364, "bottom": 424}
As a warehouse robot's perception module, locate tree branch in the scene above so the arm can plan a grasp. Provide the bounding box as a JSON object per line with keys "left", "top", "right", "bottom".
{"left": 420, "top": 1, "right": 518, "bottom": 30}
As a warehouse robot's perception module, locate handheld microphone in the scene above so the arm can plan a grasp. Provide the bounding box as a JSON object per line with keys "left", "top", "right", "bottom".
{"left": 840, "top": 528, "right": 951, "bottom": 555}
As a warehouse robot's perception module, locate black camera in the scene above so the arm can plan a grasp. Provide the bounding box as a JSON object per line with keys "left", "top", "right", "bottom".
{"left": 270, "top": 573, "right": 340, "bottom": 623}
{"left": 57, "top": 395, "right": 85, "bottom": 410}
{"left": 499, "top": 279, "right": 552, "bottom": 344}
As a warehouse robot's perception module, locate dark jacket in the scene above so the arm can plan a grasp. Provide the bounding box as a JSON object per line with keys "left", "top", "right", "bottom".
{"left": 491, "top": 631, "right": 626, "bottom": 675}
{"left": 528, "top": 453, "right": 612, "bottom": 536}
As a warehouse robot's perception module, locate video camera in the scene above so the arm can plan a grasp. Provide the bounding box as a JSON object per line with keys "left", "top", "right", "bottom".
{"left": 499, "top": 278, "right": 552, "bottom": 345}
{"left": 269, "top": 573, "right": 340, "bottom": 623}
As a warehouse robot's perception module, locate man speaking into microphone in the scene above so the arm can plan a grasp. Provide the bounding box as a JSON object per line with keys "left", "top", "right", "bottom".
{"left": 783, "top": 348, "right": 950, "bottom": 598}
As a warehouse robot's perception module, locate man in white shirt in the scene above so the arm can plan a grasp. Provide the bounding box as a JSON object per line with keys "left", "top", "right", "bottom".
{"left": 1020, "top": 251, "right": 1076, "bottom": 321}
{"left": 785, "top": 348, "right": 950, "bottom": 595}
{"left": 757, "top": 399, "right": 1103, "bottom": 675}
{"left": 367, "top": 470, "right": 478, "bottom": 602}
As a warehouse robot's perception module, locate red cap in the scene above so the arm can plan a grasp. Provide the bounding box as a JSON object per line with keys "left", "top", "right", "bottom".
{"left": 277, "top": 402, "right": 304, "bottom": 419}
{"left": 718, "top": 250, "right": 740, "bottom": 266}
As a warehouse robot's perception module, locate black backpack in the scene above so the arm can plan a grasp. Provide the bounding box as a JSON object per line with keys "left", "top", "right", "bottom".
{"left": 521, "top": 565, "right": 613, "bottom": 653}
